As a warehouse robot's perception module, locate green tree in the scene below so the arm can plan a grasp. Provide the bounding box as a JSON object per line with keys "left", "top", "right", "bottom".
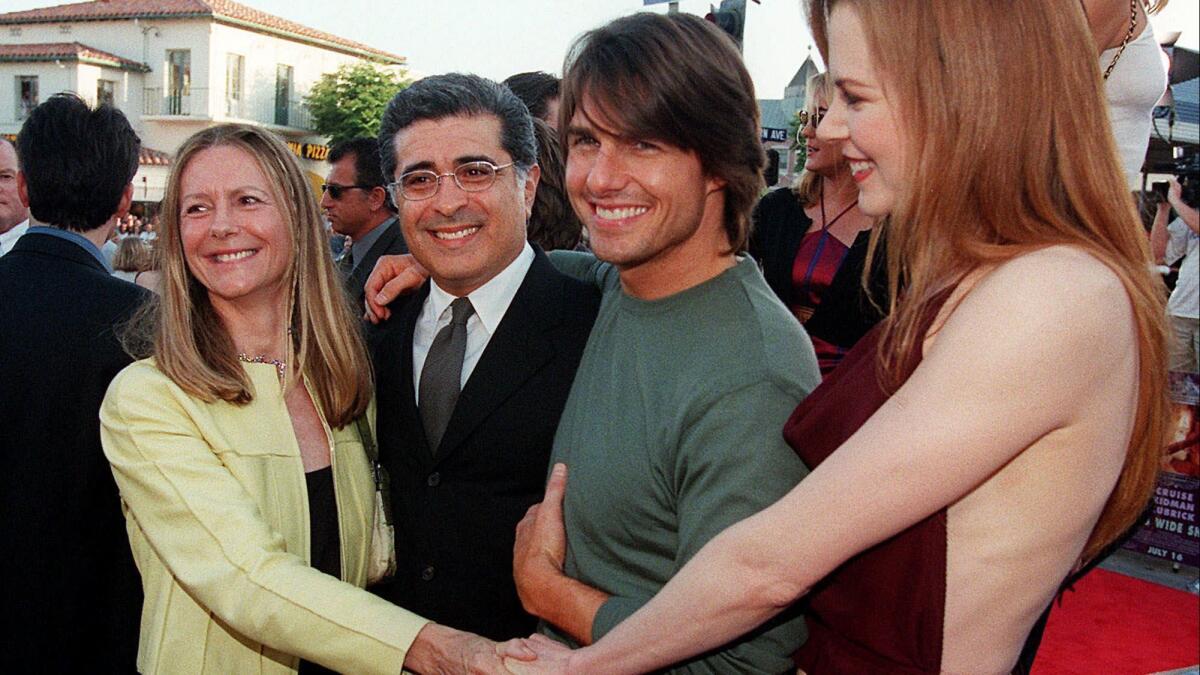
{"left": 305, "top": 62, "right": 409, "bottom": 145}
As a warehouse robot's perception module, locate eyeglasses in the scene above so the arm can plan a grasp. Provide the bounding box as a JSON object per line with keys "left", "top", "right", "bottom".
{"left": 321, "top": 183, "right": 373, "bottom": 200}
{"left": 388, "top": 161, "right": 514, "bottom": 202}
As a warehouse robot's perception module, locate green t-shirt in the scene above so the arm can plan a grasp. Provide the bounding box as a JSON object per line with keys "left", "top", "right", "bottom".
{"left": 545, "top": 253, "right": 820, "bottom": 674}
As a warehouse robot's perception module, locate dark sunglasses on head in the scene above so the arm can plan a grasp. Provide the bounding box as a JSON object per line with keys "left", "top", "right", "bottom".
{"left": 321, "top": 183, "right": 373, "bottom": 200}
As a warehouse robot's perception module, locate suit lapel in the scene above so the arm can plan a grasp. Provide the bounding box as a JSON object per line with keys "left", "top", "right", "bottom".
{"left": 434, "top": 251, "right": 561, "bottom": 464}
{"left": 347, "top": 219, "right": 402, "bottom": 302}
{"left": 374, "top": 282, "right": 436, "bottom": 461}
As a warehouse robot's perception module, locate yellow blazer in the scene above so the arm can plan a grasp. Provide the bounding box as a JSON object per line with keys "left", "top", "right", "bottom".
{"left": 100, "top": 359, "right": 428, "bottom": 674}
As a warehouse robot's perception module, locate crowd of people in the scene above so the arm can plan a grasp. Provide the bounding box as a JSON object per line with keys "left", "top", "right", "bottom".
{"left": 0, "top": 0, "right": 1193, "bottom": 673}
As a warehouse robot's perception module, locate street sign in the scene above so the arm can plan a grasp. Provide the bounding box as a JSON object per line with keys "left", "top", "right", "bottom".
{"left": 761, "top": 128, "right": 789, "bottom": 143}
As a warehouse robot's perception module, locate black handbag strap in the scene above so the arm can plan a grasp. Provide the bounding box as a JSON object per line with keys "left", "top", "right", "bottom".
{"left": 354, "top": 416, "right": 378, "bottom": 464}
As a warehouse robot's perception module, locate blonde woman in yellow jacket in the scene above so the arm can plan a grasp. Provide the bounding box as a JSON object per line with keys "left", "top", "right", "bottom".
{"left": 101, "top": 124, "right": 526, "bottom": 674}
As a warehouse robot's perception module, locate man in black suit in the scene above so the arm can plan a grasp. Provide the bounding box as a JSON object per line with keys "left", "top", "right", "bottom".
{"left": 322, "top": 137, "right": 408, "bottom": 305}
{"left": 0, "top": 93, "right": 147, "bottom": 672}
{"left": 368, "top": 73, "right": 599, "bottom": 640}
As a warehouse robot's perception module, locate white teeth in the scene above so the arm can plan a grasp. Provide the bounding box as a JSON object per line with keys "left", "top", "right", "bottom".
{"left": 214, "top": 250, "right": 255, "bottom": 262}
{"left": 433, "top": 226, "right": 480, "bottom": 240}
{"left": 595, "top": 206, "right": 648, "bottom": 220}
{"left": 849, "top": 161, "right": 873, "bottom": 174}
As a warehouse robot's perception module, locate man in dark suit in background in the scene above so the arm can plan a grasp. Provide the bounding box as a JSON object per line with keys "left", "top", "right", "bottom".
{"left": 0, "top": 93, "right": 147, "bottom": 673}
{"left": 368, "top": 73, "right": 599, "bottom": 640}
{"left": 322, "top": 137, "right": 407, "bottom": 305}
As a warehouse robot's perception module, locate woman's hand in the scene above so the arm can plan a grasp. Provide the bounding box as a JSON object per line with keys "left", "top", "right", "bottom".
{"left": 502, "top": 634, "right": 574, "bottom": 674}
{"left": 403, "top": 624, "right": 535, "bottom": 674}
{"left": 362, "top": 253, "right": 429, "bottom": 323}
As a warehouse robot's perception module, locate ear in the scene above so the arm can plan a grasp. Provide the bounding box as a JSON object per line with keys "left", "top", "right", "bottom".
{"left": 16, "top": 171, "right": 29, "bottom": 207}
{"left": 705, "top": 174, "right": 727, "bottom": 196}
{"left": 522, "top": 164, "right": 541, "bottom": 219}
{"left": 367, "top": 185, "right": 388, "bottom": 213}
{"left": 115, "top": 183, "right": 135, "bottom": 218}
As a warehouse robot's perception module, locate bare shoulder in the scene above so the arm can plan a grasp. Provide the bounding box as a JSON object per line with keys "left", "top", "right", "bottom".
{"left": 957, "top": 245, "right": 1130, "bottom": 327}
{"left": 929, "top": 246, "right": 1135, "bottom": 377}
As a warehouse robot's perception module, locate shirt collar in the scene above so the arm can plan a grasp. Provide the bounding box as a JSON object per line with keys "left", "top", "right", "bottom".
{"left": 0, "top": 219, "right": 29, "bottom": 251}
{"left": 428, "top": 242, "right": 535, "bottom": 334}
{"left": 351, "top": 215, "right": 396, "bottom": 269}
{"left": 27, "top": 224, "right": 111, "bottom": 272}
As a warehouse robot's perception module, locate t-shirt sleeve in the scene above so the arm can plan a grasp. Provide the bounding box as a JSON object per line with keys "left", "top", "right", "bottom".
{"left": 546, "top": 250, "right": 619, "bottom": 290}
{"left": 1165, "top": 218, "right": 1192, "bottom": 266}
{"left": 591, "top": 378, "right": 811, "bottom": 673}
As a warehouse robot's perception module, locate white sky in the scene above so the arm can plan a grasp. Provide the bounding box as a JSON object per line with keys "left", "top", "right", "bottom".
{"left": 5, "top": 0, "right": 1199, "bottom": 98}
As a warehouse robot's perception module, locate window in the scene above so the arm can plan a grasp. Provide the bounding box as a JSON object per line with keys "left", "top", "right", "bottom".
{"left": 275, "top": 64, "right": 293, "bottom": 126}
{"left": 97, "top": 79, "right": 115, "bottom": 108}
{"left": 166, "top": 49, "right": 191, "bottom": 114}
{"left": 225, "top": 53, "right": 244, "bottom": 117}
{"left": 16, "top": 76, "right": 38, "bottom": 120}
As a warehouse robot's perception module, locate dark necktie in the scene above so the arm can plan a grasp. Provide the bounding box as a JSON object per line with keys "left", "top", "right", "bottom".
{"left": 336, "top": 249, "right": 354, "bottom": 276}
{"left": 419, "top": 297, "right": 474, "bottom": 453}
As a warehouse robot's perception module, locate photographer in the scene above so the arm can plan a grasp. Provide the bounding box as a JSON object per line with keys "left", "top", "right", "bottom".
{"left": 1152, "top": 177, "right": 1199, "bottom": 373}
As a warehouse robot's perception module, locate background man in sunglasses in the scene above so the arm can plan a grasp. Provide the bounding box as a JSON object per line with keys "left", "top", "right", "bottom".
{"left": 322, "top": 137, "right": 407, "bottom": 305}
{"left": 367, "top": 72, "right": 600, "bottom": 641}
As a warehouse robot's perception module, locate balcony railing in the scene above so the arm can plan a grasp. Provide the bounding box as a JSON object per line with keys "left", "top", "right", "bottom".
{"left": 144, "top": 87, "right": 313, "bottom": 131}
{"left": 144, "top": 87, "right": 208, "bottom": 117}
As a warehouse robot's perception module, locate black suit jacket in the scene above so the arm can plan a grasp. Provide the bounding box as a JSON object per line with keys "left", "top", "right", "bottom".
{"left": 368, "top": 247, "right": 599, "bottom": 640}
{"left": 0, "top": 232, "right": 149, "bottom": 673}
{"left": 344, "top": 217, "right": 407, "bottom": 307}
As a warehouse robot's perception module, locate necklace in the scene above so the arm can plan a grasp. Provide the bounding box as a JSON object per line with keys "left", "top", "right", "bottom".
{"left": 819, "top": 189, "right": 859, "bottom": 234}
{"left": 237, "top": 353, "right": 287, "bottom": 380}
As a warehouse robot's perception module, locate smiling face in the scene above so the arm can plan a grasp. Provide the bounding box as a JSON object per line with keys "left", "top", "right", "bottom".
{"left": 0, "top": 141, "right": 29, "bottom": 233}
{"left": 390, "top": 114, "right": 536, "bottom": 297}
{"left": 801, "top": 89, "right": 842, "bottom": 176}
{"left": 564, "top": 98, "right": 724, "bottom": 284}
{"left": 821, "top": 3, "right": 909, "bottom": 217}
{"left": 178, "top": 145, "right": 292, "bottom": 312}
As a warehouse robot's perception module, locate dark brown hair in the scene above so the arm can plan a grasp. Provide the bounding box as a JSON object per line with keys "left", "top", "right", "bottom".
{"left": 559, "top": 12, "right": 764, "bottom": 253}
{"left": 528, "top": 118, "right": 583, "bottom": 251}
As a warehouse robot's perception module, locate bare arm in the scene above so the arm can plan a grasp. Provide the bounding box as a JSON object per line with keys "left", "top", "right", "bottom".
{"left": 1151, "top": 200, "right": 1171, "bottom": 263}
{"left": 559, "top": 248, "right": 1138, "bottom": 674}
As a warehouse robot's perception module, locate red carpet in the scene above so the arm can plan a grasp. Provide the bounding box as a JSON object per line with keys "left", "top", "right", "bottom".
{"left": 1032, "top": 568, "right": 1199, "bottom": 674}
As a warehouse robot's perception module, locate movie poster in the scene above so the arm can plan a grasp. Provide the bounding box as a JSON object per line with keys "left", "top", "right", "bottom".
{"left": 1124, "top": 372, "right": 1200, "bottom": 568}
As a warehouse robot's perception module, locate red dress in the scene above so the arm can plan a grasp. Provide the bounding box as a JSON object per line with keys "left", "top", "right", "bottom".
{"left": 784, "top": 298, "right": 949, "bottom": 674}
{"left": 790, "top": 228, "right": 851, "bottom": 377}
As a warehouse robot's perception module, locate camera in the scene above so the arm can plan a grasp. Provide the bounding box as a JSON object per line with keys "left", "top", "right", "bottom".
{"left": 1152, "top": 147, "right": 1200, "bottom": 208}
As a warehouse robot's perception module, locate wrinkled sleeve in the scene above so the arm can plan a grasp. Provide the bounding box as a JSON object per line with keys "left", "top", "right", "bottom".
{"left": 100, "top": 365, "right": 428, "bottom": 675}
{"left": 546, "top": 250, "right": 619, "bottom": 291}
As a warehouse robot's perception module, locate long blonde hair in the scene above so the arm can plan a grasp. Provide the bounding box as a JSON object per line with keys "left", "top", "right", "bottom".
{"left": 792, "top": 72, "right": 830, "bottom": 207}
{"left": 139, "top": 124, "right": 370, "bottom": 428}
{"left": 806, "top": 0, "right": 1169, "bottom": 564}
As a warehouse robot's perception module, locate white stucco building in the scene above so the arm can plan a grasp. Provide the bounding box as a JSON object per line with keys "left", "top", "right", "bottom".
{"left": 0, "top": 0, "right": 404, "bottom": 205}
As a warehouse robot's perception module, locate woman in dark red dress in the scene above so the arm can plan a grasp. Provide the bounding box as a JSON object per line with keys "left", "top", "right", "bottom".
{"left": 508, "top": 1, "right": 1170, "bottom": 673}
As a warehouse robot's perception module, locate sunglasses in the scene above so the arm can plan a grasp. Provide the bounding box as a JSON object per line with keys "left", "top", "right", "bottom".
{"left": 321, "top": 183, "right": 374, "bottom": 200}
{"left": 795, "top": 107, "right": 827, "bottom": 131}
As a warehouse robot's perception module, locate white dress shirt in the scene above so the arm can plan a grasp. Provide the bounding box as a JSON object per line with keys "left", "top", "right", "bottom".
{"left": 0, "top": 219, "right": 29, "bottom": 256}
{"left": 412, "top": 243, "right": 535, "bottom": 403}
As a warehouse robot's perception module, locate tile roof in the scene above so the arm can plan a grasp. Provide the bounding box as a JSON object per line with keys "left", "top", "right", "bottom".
{"left": 0, "top": 41, "right": 150, "bottom": 72}
{"left": 0, "top": 0, "right": 404, "bottom": 64}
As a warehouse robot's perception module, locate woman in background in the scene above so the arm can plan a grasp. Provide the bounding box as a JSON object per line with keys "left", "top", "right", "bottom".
{"left": 750, "top": 71, "right": 881, "bottom": 376}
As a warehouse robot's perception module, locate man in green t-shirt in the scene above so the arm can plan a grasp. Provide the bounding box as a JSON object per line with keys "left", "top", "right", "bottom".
{"left": 507, "top": 12, "right": 821, "bottom": 674}
{"left": 363, "top": 12, "right": 820, "bottom": 673}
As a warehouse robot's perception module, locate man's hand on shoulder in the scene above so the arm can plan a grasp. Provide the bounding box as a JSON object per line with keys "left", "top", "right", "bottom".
{"left": 363, "top": 253, "right": 429, "bottom": 323}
